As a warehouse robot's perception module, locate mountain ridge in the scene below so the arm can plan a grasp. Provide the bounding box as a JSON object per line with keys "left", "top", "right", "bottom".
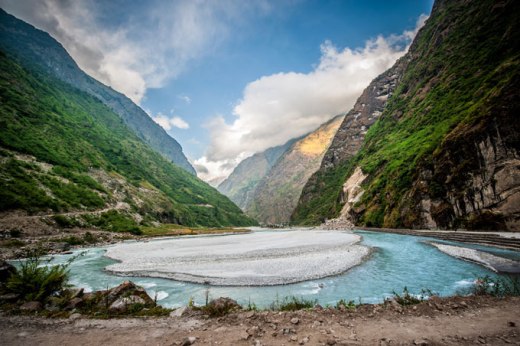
{"left": 0, "top": 8, "right": 195, "bottom": 175}
{"left": 0, "top": 13, "right": 255, "bottom": 229}
{"left": 292, "top": 0, "right": 520, "bottom": 230}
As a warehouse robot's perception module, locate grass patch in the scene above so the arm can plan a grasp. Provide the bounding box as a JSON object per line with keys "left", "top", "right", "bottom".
{"left": 140, "top": 223, "right": 250, "bottom": 237}
{"left": 391, "top": 287, "right": 434, "bottom": 306}
{"left": 270, "top": 295, "right": 316, "bottom": 311}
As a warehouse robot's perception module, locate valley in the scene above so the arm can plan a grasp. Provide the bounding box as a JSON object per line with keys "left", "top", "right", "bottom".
{"left": 0, "top": 0, "right": 519, "bottom": 344}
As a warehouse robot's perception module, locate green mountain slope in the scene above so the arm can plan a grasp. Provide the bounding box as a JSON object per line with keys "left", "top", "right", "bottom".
{"left": 293, "top": 0, "right": 520, "bottom": 230}
{"left": 0, "top": 9, "right": 195, "bottom": 174}
{"left": 246, "top": 115, "right": 344, "bottom": 225}
{"left": 0, "top": 50, "right": 255, "bottom": 227}
{"left": 217, "top": 138, "right": 299, "bottom": 210}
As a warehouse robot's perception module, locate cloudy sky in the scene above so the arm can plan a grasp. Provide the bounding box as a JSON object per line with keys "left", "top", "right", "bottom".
{"left": 0, "top": 0, "right": 433, "bottom": 183}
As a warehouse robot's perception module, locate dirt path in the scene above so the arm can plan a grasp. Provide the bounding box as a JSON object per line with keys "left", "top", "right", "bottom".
{"left": 1, "top": 296, "right": 519, "bottom": 345}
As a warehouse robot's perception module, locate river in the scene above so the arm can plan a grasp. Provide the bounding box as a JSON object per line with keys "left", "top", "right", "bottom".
{"left": 46, "top": 229, "right": 518, "bottom": 308}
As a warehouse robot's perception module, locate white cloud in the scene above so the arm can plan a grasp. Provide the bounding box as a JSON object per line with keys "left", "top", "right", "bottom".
{"left": 0, "top": 0, "right": 261, "bottom": 103}
{"left": 178, "top": 94, "right": 192, "bottom": 104}
{"left": 193, "top": 153, "right": 250, "bottom": 185}
{"left": 152, "top": 113, "right": 190, "bottom": 130}
{"left": 196, "top": 14, "right": 428, "bottom": 181}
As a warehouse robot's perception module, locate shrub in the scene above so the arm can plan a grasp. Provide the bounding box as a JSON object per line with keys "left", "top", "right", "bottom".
{"left": 270, "top": 296, "right": 316, "bottom": 311}
{"left": 472, "top": 275, "right": 520, "bottom": 297}
{"left": 391, "top": 287, "right": 433, "bottom": 306}
{"left": 53, "top": 215, "right": 80, "bottom": 228}
{"left": 336, "top": 299, "right": 356, "bottom": 310}
{"left": 7, "top": 253, "right": 71, "bottom": 302}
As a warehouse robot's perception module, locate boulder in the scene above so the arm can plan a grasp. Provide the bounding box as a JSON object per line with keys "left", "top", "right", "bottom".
{"left": 170, "top": 306, "right": 188, "bottom": 317}
{"left": 206, "top": 297, "right": 240, "bottom": 316}
{"left": 66, "top": 297, "right": 84, "bottom": 310}
{"left": 20, "top": 301, "right": 43, "bottom": 312}
{"left": 109, "top": 295, "right": 146, "bottom": 313}
{"left": 0, "top": 260, "right": 16, "bottom": 283}
{"left": 106, "top": 281, "right": 154, "bottom": 306}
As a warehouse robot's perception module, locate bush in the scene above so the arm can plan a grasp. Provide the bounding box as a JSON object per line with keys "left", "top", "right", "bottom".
{"left": 53, "top": 215, "right": 80, "bottom": 228}
{"left": 270, "top": 296, "right": 316, "bottom": 311}
{"left": 391, "top": 287, "right": 433, "bottom": 306}
{"left": 7, "top": 253, "right": 71, "bottom": 302}
{"left": 336, "top": 299, "right": 356, "bottom": 310}
{"left": 472, "top": 275, "right": 520, "bottom": 297}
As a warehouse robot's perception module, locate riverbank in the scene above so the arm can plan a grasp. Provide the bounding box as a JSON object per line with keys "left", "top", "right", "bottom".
{"left": 0, "top": 226, "right": 251, "bottom": 260}
{"left": 1, "top": 295, "right": 519, "bottom": 345}
{"left": 358, "top": 227, "right": 520, "bottom": 251}
{"left": 428, "top": 242, "right": 520, "bottom": 274}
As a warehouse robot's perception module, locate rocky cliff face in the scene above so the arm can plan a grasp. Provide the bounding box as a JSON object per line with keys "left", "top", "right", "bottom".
{"left": 0, "top": 9, "right": 195, "bottom": 174}
{"left": 246, "top": 115, "right": 344, "bottom": 224}
{"left": 293, "top": 60, "right": 407, "bottom": 224}
{"left": 321, "top": 61, "right": 407, "bottom": 170}
{"left": 401, "top": 90, "right": 520, "bottom": 230}
{"left": 217, "top": 138, "right": 298, "bottom": 210}
{"left": 293, "top": 0, "right": 520, "bottom": 230}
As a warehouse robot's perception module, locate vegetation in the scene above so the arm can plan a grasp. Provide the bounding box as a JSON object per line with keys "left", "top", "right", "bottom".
{"left": 292, "top": 0, "right": 520, "bottom": 226}
{"left": 335, "top": 298, "right": 356, "bottom": 310}
{"left": 0, "top": 50, "right": 256, "bottom": 227}
{"left": 269, "top": 295, "right": 316, "bottom": 311}
{"left": 140, "top": 223, "right": 250, "bottom": 237}
{"left": 471, "top": 275, "right": 520, "bottom": 298}
{"left": 391, "top": 287, "right": 434, "bottom": 306}
{"left": 6, "top": 252, "right": 71, "bottom": 302}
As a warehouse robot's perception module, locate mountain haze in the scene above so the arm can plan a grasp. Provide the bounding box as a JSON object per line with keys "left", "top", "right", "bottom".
{"left": 293, "top": 0, "right": 520, "bottom": 230}
{"left": 247, "top": 115, "right": 344, "bottom": 224}
{"left": 220, "top": 115, "right": 344, "bottom": 224}
{"left": 217, "top": 138, "right": 299, "bottom": 210}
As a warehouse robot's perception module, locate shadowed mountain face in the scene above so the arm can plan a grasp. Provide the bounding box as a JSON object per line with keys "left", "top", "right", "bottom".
{"left": 219, "top": 115, "right": 343, "bottom": 225}
{"left": 293, "top": 0, "right": 520, "bottom": 230}
{"left": 0, "top": 11, "right": 256, "bottom": 228}
{"left": 218, "top": 138, "right": 299, "bottom": 211}
{"left": 0, "top": 9, "right": 195, "bottom": 175}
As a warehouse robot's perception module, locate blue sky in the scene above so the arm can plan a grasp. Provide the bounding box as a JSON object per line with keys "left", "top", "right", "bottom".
{"left": 0, "top": 0, "right": 433, "bottom": 182}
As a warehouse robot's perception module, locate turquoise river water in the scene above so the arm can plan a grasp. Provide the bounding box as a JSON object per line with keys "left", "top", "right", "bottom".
{"left": 42, "top": 229, "right": 519, "bottom": 308}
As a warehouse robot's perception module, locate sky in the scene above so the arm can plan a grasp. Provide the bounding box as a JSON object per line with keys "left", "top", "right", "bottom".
{"left": 0, "top": 0, "right": 433, "bottom": 183}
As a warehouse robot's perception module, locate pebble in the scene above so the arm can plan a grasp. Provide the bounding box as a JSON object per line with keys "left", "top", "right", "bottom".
{"left": 181, "top": 336, "right": 197, "bottom": 346}
{"left": 290, "top": 335, "right": 298, "bottom": 342}
{"left": 291, "top": 318, "right": 300, "bottom": 325}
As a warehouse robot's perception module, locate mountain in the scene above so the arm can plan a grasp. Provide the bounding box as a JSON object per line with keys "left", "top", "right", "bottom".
{"left": 218, "top": 138, "right": 298, "bottom": 210}
{"left": 219, "top": 115, "right": 343, "bottom": 225}
{"left": 0, "top": 13, "right": 255, "bottom": 228}
{"left": 0, "top": 9, "right": 195, "bottom": 175}
{"left": 247, "top": 115, "right": 344, "bottom": 224}
{"left": 293, "top": 0, "right": 520, "bottom": 231}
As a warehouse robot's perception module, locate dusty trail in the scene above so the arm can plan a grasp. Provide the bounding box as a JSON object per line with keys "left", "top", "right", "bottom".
{"left": 1, "top": 296, "right": 519, "bottom": 345}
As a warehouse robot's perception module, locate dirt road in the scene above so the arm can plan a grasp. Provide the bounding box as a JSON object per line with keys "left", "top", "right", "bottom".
{"left": 1, "top": 296, "right": 519, "bottom": 345}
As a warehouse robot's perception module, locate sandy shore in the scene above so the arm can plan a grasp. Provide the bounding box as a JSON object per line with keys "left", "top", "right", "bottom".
{"left": 105, "top": 231, "right": 371, "bottom": 286}
{"left": 429, "top": 242, "right": 520, "bottom": 273}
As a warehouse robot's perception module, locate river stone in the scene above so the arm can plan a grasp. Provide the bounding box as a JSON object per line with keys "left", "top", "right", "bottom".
{"left": 66, "top": 297, "right": 84, "bottom": 310}
{"left": 170, "top": 306, "right": 188, "bottom": 317}
{"left": 206, "top": 297, "right": 240, "bottom": 314}
{"left": 0, "top": 260, "right": 16, "bottom": 283}
{"left": 20, "top": 301, "right": 43, "bottom": 312}
{"left": 109, "top": 295, "right": 146, "bottom": 312}
{"left": 181, "top": 336, "right": 196, "bottom": 345}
